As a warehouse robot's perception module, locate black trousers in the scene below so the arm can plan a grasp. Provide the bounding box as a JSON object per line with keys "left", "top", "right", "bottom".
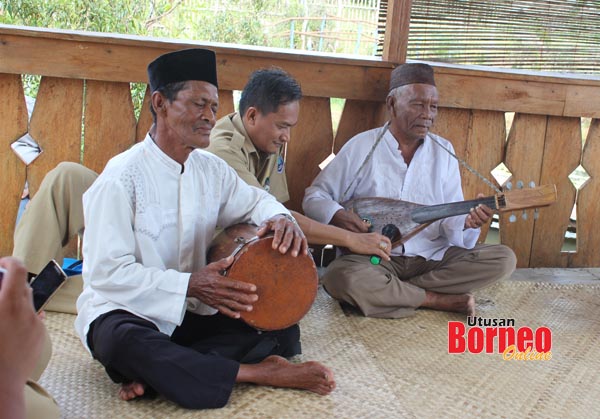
{"left": 87, "top": 309, "right": 301, "bottom": 409}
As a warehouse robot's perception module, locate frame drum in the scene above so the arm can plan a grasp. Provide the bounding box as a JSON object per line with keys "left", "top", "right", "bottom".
{"left": 207, "top": 224, "right": 318, "bottom": 331}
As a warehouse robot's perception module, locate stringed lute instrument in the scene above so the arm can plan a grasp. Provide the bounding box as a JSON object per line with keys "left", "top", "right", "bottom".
{"left": 342, "top": 184, "right": 557, "bottom": 246}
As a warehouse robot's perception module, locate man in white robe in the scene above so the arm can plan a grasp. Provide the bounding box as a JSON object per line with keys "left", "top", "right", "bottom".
{"left": 75, "top": 48, "right": 335, "bottom": 409}
{"left": 303, "top": 63, "right": 516, "bottom": 318}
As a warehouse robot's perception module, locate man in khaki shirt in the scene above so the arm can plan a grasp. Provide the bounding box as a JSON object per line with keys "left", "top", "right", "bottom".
{"left": 207, "top": 68, "right": 295, "bottom": 204}
{"left": 208, "top": 111, "right": 290, "bottom": 203}
{"left": 207, "top": 68, "right": 391, "bottom": 258}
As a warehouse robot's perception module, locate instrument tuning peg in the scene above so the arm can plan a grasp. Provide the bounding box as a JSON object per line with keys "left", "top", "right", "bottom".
{"left": 505, "top": 182, "right": 512, "bottom": 191}
{"left": 522, "top": 210, "right": 528, "bottom": 221}
{"left": 529, "top": 181, "right": 536, "bottom": 188}
{"left": 516, "top": 180, "right": 524, "bottom": 189}
{"left": 509, "top": 214, "right": 517, "bottom": 223}
{"left": 534, "top": 209, "right": 539, "bottom": 220}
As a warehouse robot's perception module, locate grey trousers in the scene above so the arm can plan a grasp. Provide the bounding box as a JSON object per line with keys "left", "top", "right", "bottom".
{"left": 322, "top": 244, "right": 516, "bottom": 318}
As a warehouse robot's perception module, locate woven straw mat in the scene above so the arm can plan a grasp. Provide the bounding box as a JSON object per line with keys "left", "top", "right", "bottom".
{"left": 40, "top": 280, "right": 600, "bottom": 419}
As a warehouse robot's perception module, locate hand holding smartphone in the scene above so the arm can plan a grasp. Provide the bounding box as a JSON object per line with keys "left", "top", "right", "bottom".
{"left": 29, "top": 260, "right": 68, "bottom": 313}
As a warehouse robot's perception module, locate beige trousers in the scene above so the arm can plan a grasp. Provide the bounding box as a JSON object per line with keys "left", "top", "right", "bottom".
{"left": 322, "top": 244, "right": 516, "bottom": 318}
{"left": 13, "top": 162, "right": 97, "bottom": 314}
{"left": 25, "top": 326, "right": 61, "bottom": 419}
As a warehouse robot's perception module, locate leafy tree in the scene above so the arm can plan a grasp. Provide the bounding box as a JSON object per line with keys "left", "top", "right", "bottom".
{"left": 1, "top": 0, "right": 381, "bottom": 109}
{"left": 0, "top": 0, "right": 156, "bottom": 33}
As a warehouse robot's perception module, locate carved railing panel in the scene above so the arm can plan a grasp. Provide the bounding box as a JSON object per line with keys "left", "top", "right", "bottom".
{"left": 1, "top": 26, "right": 600, "bottom": 266}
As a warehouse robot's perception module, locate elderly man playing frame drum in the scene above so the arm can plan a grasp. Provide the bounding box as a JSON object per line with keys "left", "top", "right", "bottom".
{"left": 302, "top": 63, "right": 517, "bottom": 318}
{"left": 75, "top": 49, "right": 335, "bottom": 409}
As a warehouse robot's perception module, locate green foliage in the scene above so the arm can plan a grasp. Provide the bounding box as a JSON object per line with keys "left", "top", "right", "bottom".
{"left": 159, "top": 7, "right": 265, "bottom": 45}
{"left": 0, "top": 0, "right": 380, "bottom": 51}
{"left": 0, "top": 0, "right": 381, "bottom": 112}
{"left": 21, "top": 74, "right": 40, "bottom": 99}
{"left": 130, "top": 83, "right": 147, "bottom": 121}
{"left": 2, "top": 0, "right": 169, "bottom": 112}
{"left": 0, "top": 0, "right": 154, "bottom": 33}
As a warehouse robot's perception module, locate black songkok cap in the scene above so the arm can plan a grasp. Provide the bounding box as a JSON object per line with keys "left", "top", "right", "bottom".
{"left": 147, "top": 48, "right": 218, "bottom": 92}
{"left": 389, "top": 63, "right": 436, "bottom": 92}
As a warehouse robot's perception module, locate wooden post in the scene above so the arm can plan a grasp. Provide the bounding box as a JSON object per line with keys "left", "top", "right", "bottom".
{"left": 382, "top": 0, "right": 413, "bottom": 63}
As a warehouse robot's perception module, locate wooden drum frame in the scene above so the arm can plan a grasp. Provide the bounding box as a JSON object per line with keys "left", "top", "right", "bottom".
{"left": 207, "top": 223, "right": 318, "bottom": 331}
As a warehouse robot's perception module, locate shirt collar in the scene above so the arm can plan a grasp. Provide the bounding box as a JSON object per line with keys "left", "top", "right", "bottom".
{"left": 144, "top": 133, "right": 186, "bottom": 174}
{"left": 230, "top": 113, "right": 262, "bottom": 156}
{"left": 383, "top": 129, "right": 428, "bottom": 151}
{"left": 222, "top": 112, "right": 276, "bottom": 168}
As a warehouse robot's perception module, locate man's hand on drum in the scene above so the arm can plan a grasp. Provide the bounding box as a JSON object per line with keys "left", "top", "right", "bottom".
{"left": 257, "top": 214, "right": 308, "bottom": 257}
{"left": 188, "top": 256, "right": 259, "bottom": 319}
{"left": 331, "top": 209, "right": 371, "bottom": 233}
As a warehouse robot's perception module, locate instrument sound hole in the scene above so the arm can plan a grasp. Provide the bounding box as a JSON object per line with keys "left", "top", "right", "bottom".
{"left": 382, "top": 223, "right": 401, "bottom": 242}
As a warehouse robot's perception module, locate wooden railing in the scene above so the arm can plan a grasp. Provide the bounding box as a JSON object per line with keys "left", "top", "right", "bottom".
{"left": 1, "top": 25, "right": 600, "bottom": 268}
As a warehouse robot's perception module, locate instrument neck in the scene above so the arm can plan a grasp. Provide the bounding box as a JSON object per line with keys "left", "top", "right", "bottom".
{"left": 410, "top": 196, "right": 497, "bottom": 224}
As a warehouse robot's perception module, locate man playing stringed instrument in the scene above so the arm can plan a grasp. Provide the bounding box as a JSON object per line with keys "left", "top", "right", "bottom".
{"left": 303, "top": 63, "right": 517, "bottom": 318}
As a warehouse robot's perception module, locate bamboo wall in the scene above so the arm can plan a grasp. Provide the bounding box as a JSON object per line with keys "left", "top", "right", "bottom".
{"left": 1, "top": 25, "right": 600, "bottom": 268}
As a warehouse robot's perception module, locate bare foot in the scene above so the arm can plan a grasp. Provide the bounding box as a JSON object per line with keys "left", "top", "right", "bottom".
{"left": 421, "top": 291, "right": 475, "bottom": 316}
{"left": 237, "top": 355, "right": 335, "bottom": 395}
{"left": 118, "top": 381, "right": 145, "bottom": 401}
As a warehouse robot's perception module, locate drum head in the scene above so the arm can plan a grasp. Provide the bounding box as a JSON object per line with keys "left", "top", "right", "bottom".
{"left": 208, "top": 224, "right": 318, "bottom": 331}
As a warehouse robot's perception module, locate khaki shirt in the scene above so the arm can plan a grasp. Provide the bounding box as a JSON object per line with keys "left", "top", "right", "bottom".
{"left": 207, "top": 112, "right": 290, "bottom": 203}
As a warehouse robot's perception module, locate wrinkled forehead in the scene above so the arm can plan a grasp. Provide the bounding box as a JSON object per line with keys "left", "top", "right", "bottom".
{"left": 397, "top": 83, "right": 439, "bottom": 102}
{"left": 179, "top": 80, "right": 219, "bottom": 101}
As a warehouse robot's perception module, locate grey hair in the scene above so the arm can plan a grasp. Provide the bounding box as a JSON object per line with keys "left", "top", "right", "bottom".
{"left": 386, "top": 85, "right": 411, "bottom": 102}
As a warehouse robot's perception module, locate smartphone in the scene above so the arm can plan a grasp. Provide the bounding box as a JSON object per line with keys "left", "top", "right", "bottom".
{"left": 30, "top": 260, "right": 68, "bottom": 313}
{"left": 0, "top": 267, "right": 6, "bottom": 287}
